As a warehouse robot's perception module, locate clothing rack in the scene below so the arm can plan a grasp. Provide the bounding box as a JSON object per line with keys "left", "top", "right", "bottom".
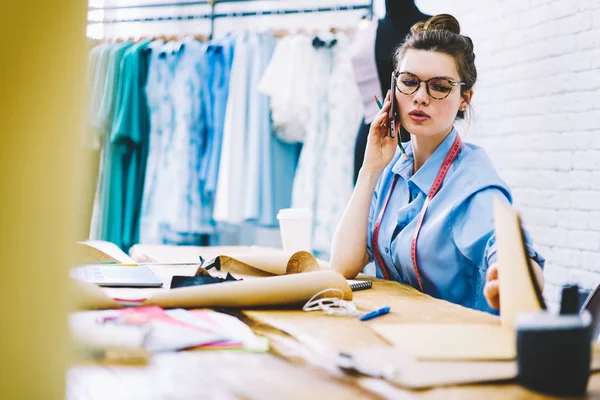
{"left": 88, "top": 1, "right": 375, "bottom": 39}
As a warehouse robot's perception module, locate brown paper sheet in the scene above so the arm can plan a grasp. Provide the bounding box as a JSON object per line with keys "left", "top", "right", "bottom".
{"left": 213, "top": 251, "right": 325, "bottom": 276}
{"left": 242, "top": 278, "right": 500, "bottom": 355}
{"left": 369, "top": 202, "right": 547, "bottom": 361}
{"left": 495, "top": 202, "right": 545, "bottom": 329}
{"left": 74, "top": 270, "right": 351, "bottom": 311}
{"left": 372, "top": 323, "right": 516, "bottom": 361}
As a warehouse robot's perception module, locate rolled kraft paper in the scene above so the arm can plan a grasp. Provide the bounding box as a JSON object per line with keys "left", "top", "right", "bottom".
{"left": 285, "top": 251, "right": 325, "bottom": 274}
{"left": 209, "top": 257, "right": 274, "bottom": 278}
{"left": 144, "top": 270, "right": 352, "bottom": 309}
{"left": 214, "top": 251, "right": 325, "bottom": 276}
{"left": 71, "top": 278, "right": 121, "bottom": 310}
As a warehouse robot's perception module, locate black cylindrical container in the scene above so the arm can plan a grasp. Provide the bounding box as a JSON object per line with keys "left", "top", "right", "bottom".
{"left": 516, "top": 311, "right": 592, "bottom": 397}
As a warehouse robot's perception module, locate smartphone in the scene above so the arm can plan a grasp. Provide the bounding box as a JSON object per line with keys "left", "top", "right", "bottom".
{"left": 388, "top": 71, "right": 398, "bottom": 139}
{"left": 389, "top": 71, "right": 412, "bottom": 143}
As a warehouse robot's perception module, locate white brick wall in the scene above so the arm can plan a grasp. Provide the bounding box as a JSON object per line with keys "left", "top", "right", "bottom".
{"left": 418, "top": 0, "right": 600, "bottom": 307}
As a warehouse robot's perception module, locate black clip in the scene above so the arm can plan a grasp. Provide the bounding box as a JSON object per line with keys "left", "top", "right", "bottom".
{"left": 204, "top": 257, "right": 221, "bottom": 271}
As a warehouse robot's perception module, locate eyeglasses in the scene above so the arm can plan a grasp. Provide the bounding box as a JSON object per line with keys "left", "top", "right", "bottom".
{"left": 395, "top": 71, "right": 466, "bottom": 100}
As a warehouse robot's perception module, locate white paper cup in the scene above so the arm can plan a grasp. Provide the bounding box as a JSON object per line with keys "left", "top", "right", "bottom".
{"left": 277, "top": 208, "right": 313, "bottom": 253}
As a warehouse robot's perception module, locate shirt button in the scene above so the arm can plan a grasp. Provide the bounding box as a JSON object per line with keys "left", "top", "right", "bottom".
{"left": 385, "top": 247, "right": 389, "bottom": 254}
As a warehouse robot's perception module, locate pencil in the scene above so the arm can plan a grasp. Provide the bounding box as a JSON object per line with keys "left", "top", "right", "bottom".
{"left": 374, "top": 96, "right": 407, "bottom": 158}
{"left": 374, "top": 95, "right": 383, "bottom": 110}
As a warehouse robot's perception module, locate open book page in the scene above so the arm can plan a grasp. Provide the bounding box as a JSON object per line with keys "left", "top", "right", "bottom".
{"left": 77, "top": 240, "right": 137, "bottom": 264}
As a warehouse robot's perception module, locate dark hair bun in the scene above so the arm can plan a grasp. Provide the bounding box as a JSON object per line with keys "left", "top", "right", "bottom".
{"left": 410, "top": 14, "right": 461, "bottom": 35}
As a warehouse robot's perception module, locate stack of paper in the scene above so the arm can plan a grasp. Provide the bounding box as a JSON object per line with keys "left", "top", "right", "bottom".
{"left": 70, "top": 306, "right": 269, "bottom": 354}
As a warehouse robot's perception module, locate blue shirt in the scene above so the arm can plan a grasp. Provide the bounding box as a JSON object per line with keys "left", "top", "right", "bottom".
{"left": 366, "top": 127, "right": 545, "bottom": 314}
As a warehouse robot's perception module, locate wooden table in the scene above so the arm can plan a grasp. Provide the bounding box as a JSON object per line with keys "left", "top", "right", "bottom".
{"left": 68, "top": 245, "right": 600, "bottom": 399}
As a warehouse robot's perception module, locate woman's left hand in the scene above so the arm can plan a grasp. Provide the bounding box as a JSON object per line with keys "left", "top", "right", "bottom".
{"left": 484, "top": 263, "right": 500, "bottom": 310}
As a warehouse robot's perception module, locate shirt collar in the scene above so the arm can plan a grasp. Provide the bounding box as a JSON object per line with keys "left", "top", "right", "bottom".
{"left": 391, "top": 127, "right": 459, "bottom": 195}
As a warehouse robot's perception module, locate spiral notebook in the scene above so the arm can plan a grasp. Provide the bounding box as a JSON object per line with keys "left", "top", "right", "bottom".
{"left": 348, "top": 280, "right": 373, "bottom": 292}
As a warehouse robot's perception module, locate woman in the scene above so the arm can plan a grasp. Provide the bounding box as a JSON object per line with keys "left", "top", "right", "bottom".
{"left": 331, "top": 14, "right": 545, "bottom": 314}
{"left": 351, "top": 0, "right": 430, "bottom": 184}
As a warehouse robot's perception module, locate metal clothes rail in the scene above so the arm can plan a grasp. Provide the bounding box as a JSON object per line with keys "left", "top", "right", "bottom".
{"left": 88, "top": 0, "right": 375, "bottom": 38}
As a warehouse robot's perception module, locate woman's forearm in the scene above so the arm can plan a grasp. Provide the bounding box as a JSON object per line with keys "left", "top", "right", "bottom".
{"left": 330, "top": 168, "right": 382, "bottom": 278}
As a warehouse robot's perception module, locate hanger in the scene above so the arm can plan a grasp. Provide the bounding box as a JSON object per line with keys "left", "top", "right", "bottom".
{"left": 194, "top": 33, "right": 209, "bottom": 42}
{"left": 273, "top": 29, "right": 289, "bottom": 38}
{"left": 329, "top": 26, "right": 357, "bottom": 36}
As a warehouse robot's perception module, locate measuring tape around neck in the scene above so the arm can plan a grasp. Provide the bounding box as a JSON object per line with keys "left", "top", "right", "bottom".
{"left": 371, "top": 135, "right": 463, "bottom": 290}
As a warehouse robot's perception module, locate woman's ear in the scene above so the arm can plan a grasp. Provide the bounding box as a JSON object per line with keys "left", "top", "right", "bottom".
{"left": 461, "top": 88, "right": 474, "bottom": 110}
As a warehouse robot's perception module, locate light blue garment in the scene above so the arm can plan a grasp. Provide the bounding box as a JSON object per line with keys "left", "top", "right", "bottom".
{"left": 201, "top": 36, "right": 236, "bottom": 201}
{"left": 164, "top": 40, "right": 210, "bottom": 238}
{"left": 139, "top": 42, "right": 164, "bottom": 244}
{"left": 256, "top": 35, "right": 300, "bottom": 227}
{"left": 140, "top": 42, "right": 180, "bottom": 244}
{"left": 142, "top": 40, "right": 224, "bottom": 245}
{"left": 366, "top": 128, "right": 545, "bottom": 314}
{"left": 244, "top": 33, "right": 300, "bottom": 227}
{"left": 213, "top": 34, "right": 251, "bottom": 225}
{"left": 242, "top": 34, "right": 263, "bottom": 223}
{"left": 95, "top": 43, "right": 133, "bottom": 134}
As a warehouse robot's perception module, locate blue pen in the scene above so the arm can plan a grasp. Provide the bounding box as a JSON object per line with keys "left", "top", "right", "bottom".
{"left": 359, "top": 306, "right": 390, "bottom": 321}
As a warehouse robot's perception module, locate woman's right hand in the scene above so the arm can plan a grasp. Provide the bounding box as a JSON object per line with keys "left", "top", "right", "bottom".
{"left": 362, "top": 90, "right": 399, "bottom": 175}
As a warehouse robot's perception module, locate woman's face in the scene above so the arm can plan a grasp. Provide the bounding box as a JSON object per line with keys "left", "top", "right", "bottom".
{"left": 395, "top": 49, "right": 472, "bottom": 139}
